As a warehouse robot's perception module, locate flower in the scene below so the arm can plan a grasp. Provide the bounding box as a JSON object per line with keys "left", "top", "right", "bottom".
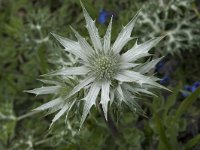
{"left": 155, "top": 59, "right": 165, "bottom": 73}
{"left": 194, "top": 81, "right": 200, "bottom": 88}
{"left": 26, "top": 2, "right": 168, "bottom": 128}
{"left": 182, "top": 81, "right": 200, "bottom": 97}
{"left": 98, "top": 9, "right": 108, "bottom": 24}
{"left": 159, "top": 75, "right": 170, "bottom": 84}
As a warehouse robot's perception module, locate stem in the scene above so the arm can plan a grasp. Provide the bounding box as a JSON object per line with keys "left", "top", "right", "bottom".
{"left": 34, "top": 137, "right": 53, "bottom": 146}
{"left": 99, "top": 105, "right": 119, "bottom": 137}
{"left": 17, "top": 110, "right": 40, "bottom": 121}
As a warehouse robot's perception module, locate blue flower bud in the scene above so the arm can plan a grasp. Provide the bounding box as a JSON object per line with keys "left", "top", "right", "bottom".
{"left": 159, "top": 75, "right": 170, "bottom": 84}
{"left": 98, "top": 9, "right": 108, "bottom": 24}
{"left": 184, "top": 85, "right": 192, "bottom": 91}
{"left": 194, "top": 81, "right": 200, "bottom": 88}
{"left": 155, "top": 60, "right": 164, "bottom": 72}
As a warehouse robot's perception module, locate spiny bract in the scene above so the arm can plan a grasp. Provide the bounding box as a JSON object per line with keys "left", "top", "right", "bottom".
{"left": 26, "top": 2, "right": 168, "bottom": 128}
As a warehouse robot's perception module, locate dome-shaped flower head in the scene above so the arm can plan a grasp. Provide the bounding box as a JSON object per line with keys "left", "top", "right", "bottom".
{"left": 26, "top": 1, "right": 168, "bottom": 128}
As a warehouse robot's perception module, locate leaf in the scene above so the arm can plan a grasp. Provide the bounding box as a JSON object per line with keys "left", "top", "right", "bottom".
{"left": 154, "top": 113, "right": 172, "bottom": 150}
{"left": 103, "top": 16, "right": 112, "bottom": 53}
{"left": 37, "top": 79, "right": 62, "bottom": 86}
{"left": 164, "top": 82, "right": 182, "bottom": 115}
{"left": 80, "top": 1, "right": 102, "bottom": 52}
{"left": 70, "top": 26, "right": 94, "bottom": 55}
{"left": 100, "top": 81, "right": 110, "bottom": 120}
{"left": 134, "top": 88, "right": 157, "bottom": 97}
{"left": 116, "top": 84, "right": 125, "bottom": 102}
{"left": 80, "top": 82, "right": 100, "bottom": 128}
{"left": 45, "top": 103, "right": 64, "bottom": 116}
{"left": 65, "top": 100, "right": 76, "bottom": 123}
{"left": 185, "top": 134, "right": 200, "bottom": 150}
{"left": 115, "top": 70, "right": 169, "bottom": 91}
{"left": 176, "top": 87, "right": 200, "bottom": 118}
{"left": 42, "top": 66, "right": 89, "bottom": 76}
{"left": 33, "top": 98, "right": 63, "bottom": 111}
{"left": 51, "top": 33, "right": 88, "bottom": 61}
{"left": 119, "top": 62, "right": 139, "bottom": 69}
{"left": 37, "top": 44, "right": 49, "bottom": 74}
{"left": 0, "top": 101, "right": 16, "bottom": 145}
{"left": 0, "top": 119, "right": 16, "bottom": 145}
{"left": 138, "top": 57, "right": 164, "bottom": 74}
{"left": 25, "top": 86, "right": 61, "bottom": 95}
{"left": 67, "top": 76, "right": 95, "bottom": 98}
{"left": 50, "top": 102, "right": 70, "bottom": 128}
{"left": 112, "top": 10, "right": 140, "bottom": 54}
{"left": 122, "top": 36, "right": 165, "bottom": 62}
{"left": 116, "top": 84, "right": 146, "bottom": 116}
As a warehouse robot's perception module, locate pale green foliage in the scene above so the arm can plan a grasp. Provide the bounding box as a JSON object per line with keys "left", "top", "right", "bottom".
{"left": 135, "top": 0, "right": 200, "bottom": 55}
{"left": 27, "top": 2, "right": 168, "bottom": 128}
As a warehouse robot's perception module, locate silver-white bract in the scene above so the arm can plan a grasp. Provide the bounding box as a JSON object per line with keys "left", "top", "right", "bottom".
{"left": 26, "top": 2, "right": 168, "bottom": 128}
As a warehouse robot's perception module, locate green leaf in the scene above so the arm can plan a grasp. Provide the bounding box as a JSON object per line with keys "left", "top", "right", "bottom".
{"left": 37, "top": 44, "right": 49, "bottom": 74}
{"left": 164, "top": 82, "right": 182, "bottom": 115}
{"left": 176, "top": 87, "right": 200, "bottom": 118}
{"left": 185, "top": 134, "right": 200, "bottom": 150}
{"left": 154, "top": 113, "right": 172, "bottom": 150}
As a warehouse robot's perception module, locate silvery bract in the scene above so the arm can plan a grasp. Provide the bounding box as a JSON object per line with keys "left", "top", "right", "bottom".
{"left": 26, "top": 2, "right": 168, "bottom": 128}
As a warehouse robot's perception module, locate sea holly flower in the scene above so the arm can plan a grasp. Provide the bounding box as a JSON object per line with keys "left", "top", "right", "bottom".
{"left": 26, "top": 2, "right": 168, "bottom": 128}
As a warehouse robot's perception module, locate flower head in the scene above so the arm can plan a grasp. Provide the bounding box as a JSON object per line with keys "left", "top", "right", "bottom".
{"left": 26, "top": 2, "right": 168, "bottom": 128}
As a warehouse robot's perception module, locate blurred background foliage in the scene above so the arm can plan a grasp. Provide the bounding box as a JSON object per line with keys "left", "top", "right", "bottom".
{"left": 0, "top": 0, "right": 200, "bottom": 149}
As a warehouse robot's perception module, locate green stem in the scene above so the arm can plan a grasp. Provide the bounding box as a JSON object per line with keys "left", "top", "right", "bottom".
{"left": 99, "top": 105, "right": 119, "bottom": 137}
